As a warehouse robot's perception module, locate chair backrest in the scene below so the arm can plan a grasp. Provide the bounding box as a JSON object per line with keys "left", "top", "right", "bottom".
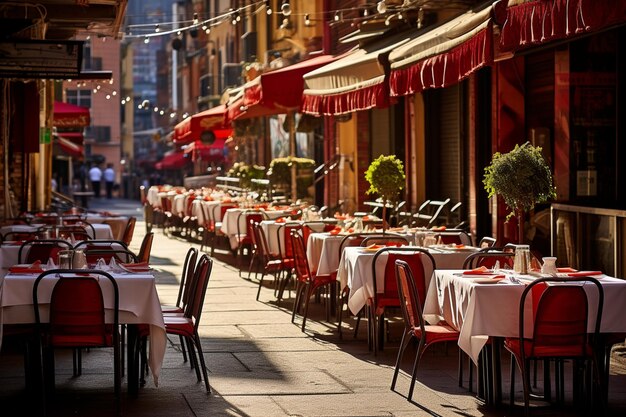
{"left": 62, "top": 214, "right": 86, "bottom": 225}
{"left": 462, "top": 251, "right": 515, "bottom": 269}
{"left": 160, "top": 196, "right": 172, "bottom": 212}
{"left": 33, "top": 269, "right": 119, "bottom": 347}
{"left": 218, "top": 203, "right": 237, "bottom": 222}
{"left": 56, "top": 225, "right": 92, "bottom": 241}
{"left": 252, "top": 222, "right": 272, "bottom": 262}
{"left": 373, "top": 247, "right": 436, "bottom": 307}
{"left": 19, "top": 239, "right": 73, "bottom": 264}
{"left": 290, "top": 231, "right": 312, "bottom": 282}
{"left": 2, "top": 231, "right": 38, "bottom": 242}
{"left": 185, "top": 254, "right": 214, "bottom": 330}
{"left": 280, "top": 222, "right": 303, "bottom": 259}
{"left": 394, "top": 260, "right": 427, "bottom": 332}
{"left": 518, "top": 277, "right": 603, "bottom": 359}
{"left": 236, "top": 210, "right": 266, "bottom": 240}
{"left": 435, "top": 231, "right": 472, "bottom": 246}
{"left": 361, "top": 235, "right": 409, "bottom": 247}
{"left": 478, "top": 236, "right": 497, "bottom": 248}
{"left": 137, "top": 232, "right": 154, "bottom": 263}
{"left": 74, "top": 239, "right": 129, "bottom": 250}
{"left": 177, "top": 247, "right": 199, "bottom": 309}
{"left": 122, "top": 217, "right": 137, "bottom": 246}
{"left": 85, "top": 248, "right": 138, "bottom": 264}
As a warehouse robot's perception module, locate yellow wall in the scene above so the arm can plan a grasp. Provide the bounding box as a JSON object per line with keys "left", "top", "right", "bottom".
{"left": 413, "top": 93, "right": 426, "bottom": 207}
{"left": 337, "top": 117, "right": 358, "bottom": 212}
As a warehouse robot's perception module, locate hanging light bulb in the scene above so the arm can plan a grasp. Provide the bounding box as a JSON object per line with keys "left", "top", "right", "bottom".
{"left": 96, "top": 85, "right": 101, "bottom": 90}
{"left": 109, "top": 79, "right": 114, "bottom": 85}
{"left": 205, "top": 26, "right": 211, "bottom": 34}
{"left": 201, "top": 24, "right": 207, "bottom": 31}
{"left": 155, "top": 24, "right": 160, "bottom": 33}
{"left": 112, "top": 91, "right": 117, "bottom": 96}
{"left": 193, "top": 13, "right": 199, "bottom": 25}
{"left": 177, "top": 30, "right": 182, "bottom": 36}
{"left": 304, "top": 14, "right": 311, "bottom": 26}
{"left": 153, "top": 106, "right": 159, "bottom": 112}
{"left": 385, "top": 15, "right": 392, "bottom": 26}
{"left": 265, "top": 0, "right": 272, "bottom": 15}
{"left": 93, "top": 88, "right": 98, "bottom": 94}
{"left": 334, "top": 11, "right": 340, "bottom": 22}
{"left": 280, "top": 1, "right": 292, "bottom": 17}
{"left": 398, "top": 12, "right": 404, "bottom": 20}
{"left": 137, "top": 104, "right": 142, "bottom": 109}
{"left": 121, "top": 99, "right": 126, "bottom": 105}
{"left": 362, "top": 8, "right": 369, "bottom": 17}
{"left": 231, "top": 9, "right": 238, "bottom": 25}
{"left": 105, "top": 94, "right": 111, "bottom": 100}
{"left": 125, "top": 96, "right": 131, "bottom": 102}
{"left": 377, "top": 0, "right": 387, "bottom": 14}
{"left": 144, "top": 36, "right": 150, "bottom": 44}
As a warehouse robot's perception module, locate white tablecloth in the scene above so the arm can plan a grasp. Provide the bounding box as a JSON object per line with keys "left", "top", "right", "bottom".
{"left": 0, "top": 271, "right": 166, "bottom": 386}
{"left": 86, "top": 215, "right": 129, "bottom": 241}
{"left": 423, "top": 270, "right": 626, "bottom": 364}
{"left": 221, "top": 209, "right": 290, "bottom": 250}
{"left": 1, "top": 224, "right": 112, "bottom": 240}
{"left": 337, "top": 246, "right": 477, "bottom": 315}
{"left": 306, "top": 233, "right": 344, "bottom": 275}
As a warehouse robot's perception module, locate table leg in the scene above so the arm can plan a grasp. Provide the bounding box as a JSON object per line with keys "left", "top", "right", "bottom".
{"left": 491, "top": 337, "right": 503, "bottom": 405}
{"left": 126, "top": 324, "right": 140, "bottom": 397}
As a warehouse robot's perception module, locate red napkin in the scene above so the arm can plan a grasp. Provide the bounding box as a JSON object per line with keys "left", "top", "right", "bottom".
{"left": 385, "top": 242, "right": 403, "bottom": 247}
{"left": 463, "top": 266, "right": 492, "bottom": 275}
{"left": 362, "top": 215, "right": 370, "bottom": 221}
{"left": 557, "top": 267, "right": 577, "bottom": 273}
{"left": 203, "top": 196, "right": 213, "bottom": 201}
{"left": 567, "top": 271, "right": 603, "bottom": 277}
{"left": 366, "top": 244, "right": 385, "bottom": 250}
{"left": 120, "top": 262, "right": 151, "bottom": 272}
{"left": 431, "top": 225, "right": 446, "bottom": 231}
{"left": 455, "top": 244, "right": 466, "bottom": 249}
{"left": 9, "top": 260, "right": 43, "bottom": 274}
{"left": 275, "top": 217, "right": 286, "bottom": 223}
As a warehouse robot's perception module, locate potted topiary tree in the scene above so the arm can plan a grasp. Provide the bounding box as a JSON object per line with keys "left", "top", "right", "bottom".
{"left": 365, "top": 155, "right": 406, "bottom": 232}
{"left": 483, "top": 142, "right": 556, "bottom": 244}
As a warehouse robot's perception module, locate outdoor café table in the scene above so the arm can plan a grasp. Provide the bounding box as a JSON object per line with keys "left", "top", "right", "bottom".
{"left": 191, "top": 199, "right": 223, "bottom": 226}
{"left": 336, "top": 245, "right": 478, "bottom": 315}
{"left": 220, "top": 208, "right": 291, "bottom": 250}
{"left": 0, "top": 242, "right": 22, "bottom": 277}
{"left": 85, "top": 214, "right": 130, "bottom": 241}
{"left": 422, "top": 270, "right": 626, "bottom": 403}
{"left": 0, "top": 268, "right": 166, "bottom": 393}
{"left": 261, "top": 220, "right": 328, "bottom": 256}
{"left": 306, "top": 232, "right": 344, "bottom": 275}
{"left": 1, "top": 223, "right": 113, "bottom": 240}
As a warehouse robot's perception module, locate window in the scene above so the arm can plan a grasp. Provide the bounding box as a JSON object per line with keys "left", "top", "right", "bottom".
{"left": 66, "top": 89, "right": 92, "bottom": 108}
{"left": 86, "top": 126, "right": 111, "bottom": 143}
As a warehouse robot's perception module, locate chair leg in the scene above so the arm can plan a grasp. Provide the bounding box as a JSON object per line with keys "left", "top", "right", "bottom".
{"left": 391, "top": 330, "right": 412, "bottom": 391}
{"left": 509, "top": 355, "right": 516, "bottom": 409}
{"left": 185, "top": 335, "right": 202, "bottom": 382}
{"left": 193, "top": 333, "right": 211, "bottom": 393}
{"left": 301, "top": 285, "right": 312, "bottom": 332}
{"left": 179, "top": 335, "right": 188, "bottom": 362}
{"left": 121, "top": 325, "right": 126, "bottom": 377}
{"left": 458, "top": 350, "right": 464, "bottom": 388}
{"left": 291, "top": 281, "right": 304, "bottom": 324}
{"left": 522, "top": 359, "right": 531, "bottom": 417}
{"left": 337, "top": 286, "right": 347, "bottom": 339}
{"left": 256, "top": 272, "right": 266, "bottom": 301}
{"left": 408, "top": 339, "right": 426, "bottom": 401}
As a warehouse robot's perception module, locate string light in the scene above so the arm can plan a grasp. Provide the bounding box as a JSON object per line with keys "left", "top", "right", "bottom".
{"left": 280, "top": 1, "right": 292, "bottom": 17}
{"left": 193, "top": 13, "right": 199, "bottom": 25}
{"left": 154, "top": 24, "right": 160, "bottom": 33}
{"left": 417, "top": 7, "right": 424, "bottom": 29}
{"left": 334, "top": 11, "right": 340, "bottom": 22}
{"left": 304, "top": 14, "right": 311, "bottom": 26}
{"left": 377, "top": 0, "right": 387, "bottom": 14}
{"left": 264, "top": 0, "right": 272, "bottom": 15}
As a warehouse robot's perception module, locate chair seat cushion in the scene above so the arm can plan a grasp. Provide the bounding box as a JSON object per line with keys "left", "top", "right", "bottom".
{"left": 413, "top": 323, "right": 460, "bottom": 344}
{"left": 164, "top": 316, "right": 194, "bottom": 337}
{"left": 161, "top": 304, "right": 183, "bottom": 313}
{"left": 504, "top": 338, "right": 593, "bottom": 358}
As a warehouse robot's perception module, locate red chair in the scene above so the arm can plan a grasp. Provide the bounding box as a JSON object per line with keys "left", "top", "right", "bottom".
{"left": 274, "top": 222, "right": 302, "bottom": 301}
{"left": 392, "top": 259, "right": 460, "bottom": 401}
{"left": 163, "top": 254, "right": 213, "bottom": 392}
{"left": 208, "top": 203, "right": 237, "bottom": 256}
{"left": 462, "top": 250, "right": 515, "bottom": 269}
{"left": 504, "top": 277, "right": 604, "bottom": 416}
{"left": 18, "top": 239, "right": 73, "bottom": 264}
{"left": 302, "top": 222, "right": 336, "bottom": 246}
{"left": 369, "top": 247, "right": 435, "bottom": 355}
{"left": 121, "top": 216, "right": 137, "bottom": 246}
{"left": 33, "top": 269, "right": 121, "bottom": 413}
{"left": 290, "top": 231, "right": 337, "bottom": 332}
{"left": 253, "top": 222, "right": 295, "bottom": 301}
{"left": 236, "top": 210, "right": 267, "bottom": 277}
{"left": 137, "top": 232, "right": 154, "bottom": 263}
{"left": 161, "top": 247, "right": 198, "bottom": 315}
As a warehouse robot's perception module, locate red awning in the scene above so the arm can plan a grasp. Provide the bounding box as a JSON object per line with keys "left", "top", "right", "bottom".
{"left": 155, "top": 151, "right": 190, "bottom": 170}
{"left": 389, "top": 5, "right": 502, "bottom": 97}
{"left": 302, "top": 34, "right": 411, "bottom": 116}
{"left": 56, "top": 132, "right": 84, "bottom": 144}
{"left": 53, "top": 135, "right": 84, "bottom": 159}
{"left": 183, "top": 136, "right": 227, "bottom": 163}
{"left": 53, "top": 101, "right": 91, "bottom": 128}
{"left": 173, "top": 104, "right": 229, "bottom": 144}
{"left": 232, "top": 55, "right": 338, "bottom": 120}
{"left": 500, "top": 0, "right": 626, "bottom": 52}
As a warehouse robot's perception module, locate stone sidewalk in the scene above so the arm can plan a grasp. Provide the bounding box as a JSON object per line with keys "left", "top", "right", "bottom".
{"left": 1, "top": 198, "right": 626, "bottom": 416}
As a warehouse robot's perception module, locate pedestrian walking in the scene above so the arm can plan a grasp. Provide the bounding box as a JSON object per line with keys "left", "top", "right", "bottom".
{"left": 89, "top": 163, "right": 103, "bottom": 198}
{"left": 104, "top": 163, "right": 116, "bottom": 199}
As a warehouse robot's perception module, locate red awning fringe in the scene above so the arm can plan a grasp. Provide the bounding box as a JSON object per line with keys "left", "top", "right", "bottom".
{"left": 390, "top": 26, "right": 492, "bottom": 97}
{"left": 301, "top": 83, "right": 389, "bottom": 117}
{"left": 500, "top": 0, "right": 626, "bottom": 52}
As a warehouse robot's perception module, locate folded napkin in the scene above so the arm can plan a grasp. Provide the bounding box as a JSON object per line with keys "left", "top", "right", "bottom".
{"left": 557, "top": 267, "right": 577, "bottom": 273}
{"left": 275, "top": 217, "right": 286, "bottom": 223}
{"left": 567, "top": 271, "right": 603, "bottom": 277}
{"left": 469, "top": 276, "right": 506, "bottom": 284}
{"left": 365, "top": 244, "right": 385, "bottom": 251}
{"left": 120, "top": 262, "right": 151, "bottom": 272}
{"left": 455, "top": 244, "right": 466, "bottom": 249}
{"left": 9, "top": 260, "right": 43, "bottom": 274}
{"left": 362, "top": 215, "right": 370, "bottom": 221}
{"left": 431, "top": 226, "right": 446, "bottom": 231}
{"left": 463, "top": 266, "right": 492, "bottom": 275}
